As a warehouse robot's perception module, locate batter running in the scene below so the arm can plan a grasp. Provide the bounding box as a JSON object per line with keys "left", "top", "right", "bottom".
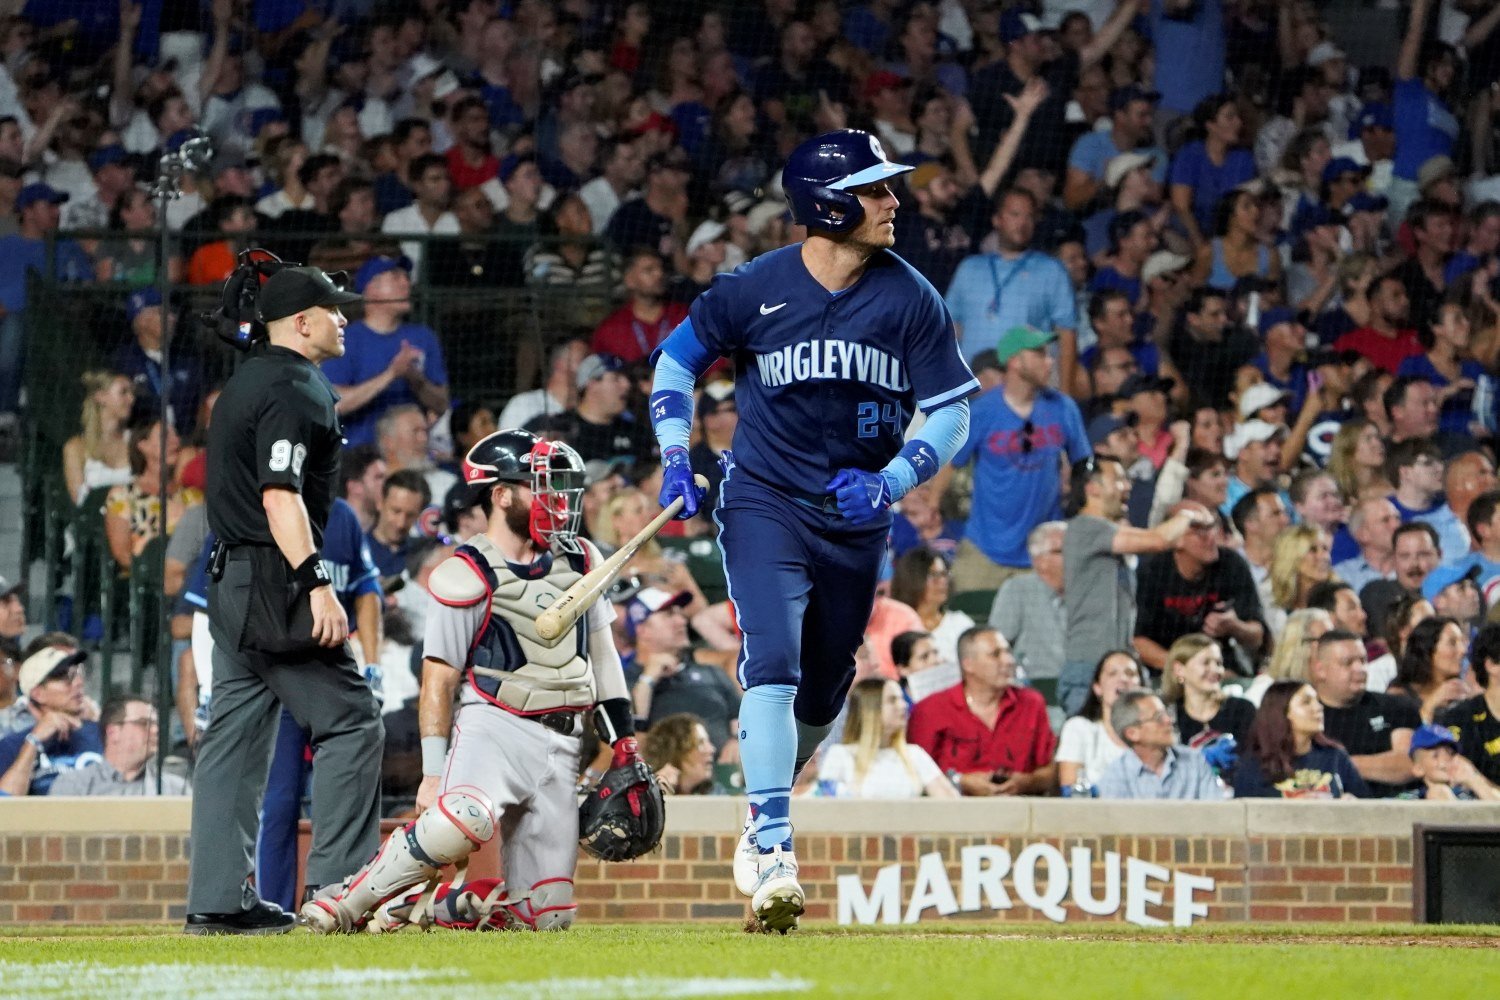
{"left": 302, "top": 429, "right": 652, "bottom": 933}
{"left": 649, "top": 129, "right": 979, "bottom": 932}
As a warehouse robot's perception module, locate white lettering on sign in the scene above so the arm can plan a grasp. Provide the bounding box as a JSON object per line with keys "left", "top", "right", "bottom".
{"left": 836, "top": 847, "right": 1216, "bottom": 928}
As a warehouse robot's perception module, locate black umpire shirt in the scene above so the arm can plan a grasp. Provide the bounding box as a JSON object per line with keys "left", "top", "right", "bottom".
{"left": 1320, "top": 690, "right": 1421, "bottom": 798}
{"left": 1436, "top": 694, "right": 1500, "bottom": 787}
{"left": 207, "top": 344, "right": 343, "bottom": 547}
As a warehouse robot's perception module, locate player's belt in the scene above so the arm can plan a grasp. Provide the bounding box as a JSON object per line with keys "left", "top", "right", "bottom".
{"left": 740, "top": 467, "right": 840, "bottom": 513}
{"left": 525, "top": 710, "right": 582, "bottom": 737}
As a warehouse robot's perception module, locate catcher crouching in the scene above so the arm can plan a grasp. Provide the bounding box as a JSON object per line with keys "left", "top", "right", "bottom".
{"left": 301, "top": 430, "right": 664, "bottom": 933}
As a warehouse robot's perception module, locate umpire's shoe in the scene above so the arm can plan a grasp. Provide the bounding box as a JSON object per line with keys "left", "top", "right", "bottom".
{"left": 184, "top": 899, "right": 295, "bottom": 936}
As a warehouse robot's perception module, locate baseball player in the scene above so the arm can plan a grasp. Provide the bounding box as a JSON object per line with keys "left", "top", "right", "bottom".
{"left": 301, "top": 429, "right": 659, "bottom": 933}
{"left": 649, "top": 129, "right": 978, "bottom": 931}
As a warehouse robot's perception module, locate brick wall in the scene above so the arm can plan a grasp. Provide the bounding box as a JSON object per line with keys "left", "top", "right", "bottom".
{"left": 0, "top": 799, "right": 1488, "bottom": 925}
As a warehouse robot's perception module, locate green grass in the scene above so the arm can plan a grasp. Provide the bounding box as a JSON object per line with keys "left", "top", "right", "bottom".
{"left": 0, "top": 923, "right": 1497, "bottom": 999}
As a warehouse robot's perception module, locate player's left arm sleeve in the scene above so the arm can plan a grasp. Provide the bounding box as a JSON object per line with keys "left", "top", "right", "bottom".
{"left": 907, "top": 290, "right": 979, "bottom": 415}
{"left": 880, "top": 399, "right": 970, "bottom": 500}
{"left": 648, "top": 320, "right": 716, "bottom": 454}
{"left": 587, "top": 612, "right": 629, "bottom": 704}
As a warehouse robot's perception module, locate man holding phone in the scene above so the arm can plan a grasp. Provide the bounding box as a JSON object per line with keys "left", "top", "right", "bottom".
{"left": 908, "top": 627, "right": 1057, "bottom": 796}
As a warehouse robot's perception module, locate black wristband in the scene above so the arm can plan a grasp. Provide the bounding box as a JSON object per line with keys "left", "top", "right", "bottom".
{"left": 293, "top": 553, "right": 330, "bottom": 590}
{"left": 593, "top": 697, "right": 635, "bottom": 746}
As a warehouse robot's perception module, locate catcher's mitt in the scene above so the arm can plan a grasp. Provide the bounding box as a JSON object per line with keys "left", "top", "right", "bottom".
{"left": 578, "top": 737, "right": 666, "bottom": 861}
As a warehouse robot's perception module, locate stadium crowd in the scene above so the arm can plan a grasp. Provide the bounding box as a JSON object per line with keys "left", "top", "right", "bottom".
{"left": 6, "top": 0, "right": 1500, "bottom": 808}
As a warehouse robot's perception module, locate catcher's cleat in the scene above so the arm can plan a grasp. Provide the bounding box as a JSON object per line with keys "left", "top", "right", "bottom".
{"left": 750, "top": 846, "right": 804, "bottom": 934}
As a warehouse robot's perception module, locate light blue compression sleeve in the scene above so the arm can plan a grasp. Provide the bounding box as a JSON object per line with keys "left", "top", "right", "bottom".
{"left": 648, "top": 320, "right": 714, "bottom": 456}
{"left": 879, "top": 398, "right": 971, "bottom": 500}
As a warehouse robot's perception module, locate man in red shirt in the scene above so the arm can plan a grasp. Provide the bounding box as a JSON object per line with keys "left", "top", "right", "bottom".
{"left": 443, "top": 96, "right": 501, "bottom": 191}
{"left": 1335, "top": 274, "right": 1421, "bottom": 374}
{"left": 590, "top": 248, "right": 688, "bottom": 364}
{"left": 907, "top": 627, "right": 1057, "bottom": 795}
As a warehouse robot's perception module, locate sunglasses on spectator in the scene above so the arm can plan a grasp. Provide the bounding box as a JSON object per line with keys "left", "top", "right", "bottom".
{"left": 1020, "top": 419, "right": 1035, "bottom": 455}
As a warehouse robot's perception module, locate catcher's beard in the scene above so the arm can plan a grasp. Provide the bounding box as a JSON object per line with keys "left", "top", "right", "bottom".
{"left": 502, "top": 487, "right": 532, "bottom": 539}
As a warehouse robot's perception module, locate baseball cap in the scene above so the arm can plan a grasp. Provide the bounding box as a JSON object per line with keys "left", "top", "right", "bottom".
{"left": 126, "top": 287, "right": 163, "bottom": 323}
{"left": 498, "top": 152, "right": 536, "bottom": 184}
{"left": 1087, "top": 411, "right": 1137, "bottom": 448}
{"left": 408, "top": 52, "right": 445, "bottom": 82}
{"left": 686, "top": 219, "right": 727, "bottom": 256}
{"left": 699, "top": 380, "right": 735, "bottom": 416}
{"left": 908, "top": 161, "right": 947, "bottom": 192}
{"left": 1105, "top": 151, "right": 1153, "bottom": 190}
{"left": 0, "top": 575, "right": 20, "bottom": 599}
{"left": 1119, "top": 372, "right": 1175, "bottom": 398}
{"left": 441, "top": 481, "right": 481, "bottom": 533}
{"left": 1322, "top": 156, "right": 1370, "bottom": 186}
{"left": 248, "top": 108, "right": 286, "bottom": 138}
{"left": 723, "top": 190, "right": 755, "bottom": 216}
{"left": 1290, "top": 202, "right": 1339, "bottom": 242}
{"left": 584, "top": 456, "right": 632, "bottom": 487}
{"left": 1142, "top": 250, "right": 1191, "bottom": 285}
{"left": 1421, "top": 562, "right": 1481, "bottom": 602}
{"left": 647, "top": 146, "right": 692, "bottom": 174}
{"left": 1307, "top": 41, "right": 1347, "bottom": 67}
{"left": 999, "top": 8, "right": 1043, "bottom": 42}
{"left": 575, "top": 353, "right": 626, "bottom": 389}
{"left": 1348, "top": 191, "right": 1389, "bottom": 214}
{"left": 1418, "top": 155, "right": 1456, "bottom": 192}
{"left": 257, "top": 266, "right": 362, "bottom": 323}
{"left": 1351, "top": 102, "right": 1394, "bottom": 138}
{"left": 16, "top": 182, "right": 68, "bottom": 211}
{"left": 353, "top": 254, "right": 412, "bottom": 293}
{"left": 1256, "top": 306, "right": 1299, "bottom": 338}
{"left": 1109, "top": 85, "right": 1161, "bottom": 113}
{"left": 1408, "top": 723, "right": 1461, "bottom": 756}
{"left": 432, "top": 70, "right": 461, "bottom": 101}
{"left": 1238, "top": 382, "right": 1291, "bottom": 421}
{"left": 861, "top": 70, "right": 911, "bottom": 102}
{"left": 17, "top": 647, "right": 86, "bottom": 701}
{"left": 994, "top": 326, "right": 1054, "bottom": 365}
{"left": 621, "top": 587, "right": 691, "bottom": 641}
{"left": 88, "top": 144, "right": 128, "bottom": 172}
{"left": 1224, "top": 419, "right": 1287, "bottom": 460}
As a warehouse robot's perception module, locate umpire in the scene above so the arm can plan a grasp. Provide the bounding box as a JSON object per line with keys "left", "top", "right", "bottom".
{"left": 186, "top": 265, "right": 384, "bottom": 935}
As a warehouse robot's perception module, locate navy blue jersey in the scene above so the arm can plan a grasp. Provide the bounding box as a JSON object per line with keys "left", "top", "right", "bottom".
{"left": 682, "top": 245, "right": 977, "bottom": 496}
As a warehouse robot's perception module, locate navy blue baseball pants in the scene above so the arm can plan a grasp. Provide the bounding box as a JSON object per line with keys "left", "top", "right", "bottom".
{"left": 714, "top": 458, "right": 887, "bottom": 727}
{"left": 256, "top": 706, "right": 310, "bottom": 911}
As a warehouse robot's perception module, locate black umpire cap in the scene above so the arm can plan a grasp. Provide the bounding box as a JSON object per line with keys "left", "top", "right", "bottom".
{"left": 257, "top": 266, "right": 362, "bottom": 323}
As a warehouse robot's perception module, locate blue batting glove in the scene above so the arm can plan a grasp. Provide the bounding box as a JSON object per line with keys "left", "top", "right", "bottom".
{"left": 825, "top": 468, "right": 894, "bottom": 525}
{"left": 659, "top": 447, "right": 705, "bottom": 520}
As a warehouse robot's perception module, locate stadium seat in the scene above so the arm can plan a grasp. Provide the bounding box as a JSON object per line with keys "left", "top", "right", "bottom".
{"left": 946, "top": 589, "right": 996, "bottom": 619}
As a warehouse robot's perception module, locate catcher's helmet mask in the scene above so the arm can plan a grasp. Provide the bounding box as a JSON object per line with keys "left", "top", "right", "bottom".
{"left": 461, "top": 430, "right": 585, "bottom": 554}
{"left": 782, "top": 129, "right": 914, "bottom": 234}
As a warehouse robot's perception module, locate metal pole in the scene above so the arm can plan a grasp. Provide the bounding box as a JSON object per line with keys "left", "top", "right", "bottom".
{"left": 148, "top": 136, "right": 211, "bottom": 792}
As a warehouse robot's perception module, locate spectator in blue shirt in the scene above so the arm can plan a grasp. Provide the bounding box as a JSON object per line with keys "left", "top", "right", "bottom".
{"left": 1390, "top": 0, "right": 1460, "bottom": 222}
{"left": 1233, "top": 679, "right": 1369, "bottom": 798}
{"left": 0, "top": 183, "right": 94, "bottom": 417}
{"left": 1168, "top": 94, "right": 1258, "bottom": 247}
{"left": 1148, "top": 0, "right": 1226, "bottom": 117}
{"left": 945, "top": 187, "right": 1078, "bottom": 374}
{"left": 1095, "top": 688, "right": 1226, "bottom": 799}
{"left": 944, "top": 326, "right": 1089, "bottom": 594}
{"left": 1396, "top": 302, "right": 1486, "bottom": 439}
{"left": 1064, "top": 84, "right": 1167, "bottom": 213}
{"left": 110, "top": 288, "right": 205, "bottom": 438}
{"left": 0, "top": 647, "right": 103, "bottom": 796}
{"left": 321, "top": 255, "right": 450, "bottom": 448}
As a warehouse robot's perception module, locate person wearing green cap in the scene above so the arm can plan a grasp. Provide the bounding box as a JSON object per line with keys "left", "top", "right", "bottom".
{"left": 942, "top": 325, "right": 1089, "bottom": 594}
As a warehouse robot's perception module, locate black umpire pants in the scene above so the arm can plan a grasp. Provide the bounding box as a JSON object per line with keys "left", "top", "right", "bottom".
{"left": 186, "top": 553, "right": 383, "bottom": 913}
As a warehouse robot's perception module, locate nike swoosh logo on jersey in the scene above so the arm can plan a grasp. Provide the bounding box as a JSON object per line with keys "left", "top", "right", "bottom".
{"left": 760, "top": 302, "right": 787, "bottom": 315}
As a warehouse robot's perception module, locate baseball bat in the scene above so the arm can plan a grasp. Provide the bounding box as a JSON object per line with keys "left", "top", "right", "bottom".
{"left": 535, "top": 473, "right": 710, "bottom": 641}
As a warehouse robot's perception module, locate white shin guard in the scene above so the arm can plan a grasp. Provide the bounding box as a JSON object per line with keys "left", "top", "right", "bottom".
{"left": 300, "top": 789, "right": 495, "bottom": 934}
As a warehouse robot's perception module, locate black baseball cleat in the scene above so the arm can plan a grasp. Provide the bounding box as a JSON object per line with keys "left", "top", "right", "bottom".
{"left": 184, "top": 899, "right": 296, "bottom": 936}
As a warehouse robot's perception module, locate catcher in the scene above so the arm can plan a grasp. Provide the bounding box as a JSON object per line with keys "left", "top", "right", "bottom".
{"left": 301, "top": 429, "right": 664, "bottom": 933}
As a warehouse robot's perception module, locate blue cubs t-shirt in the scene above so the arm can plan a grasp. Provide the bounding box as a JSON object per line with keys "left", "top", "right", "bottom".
{"left": 1393, "top": 77, "right": 1459, "bottom": 182}
{"left": 955, "top": 386, "right": 1089, "bottom": 567}
{"left": 320, "top": 321, "right": 448, "bottom": 447}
